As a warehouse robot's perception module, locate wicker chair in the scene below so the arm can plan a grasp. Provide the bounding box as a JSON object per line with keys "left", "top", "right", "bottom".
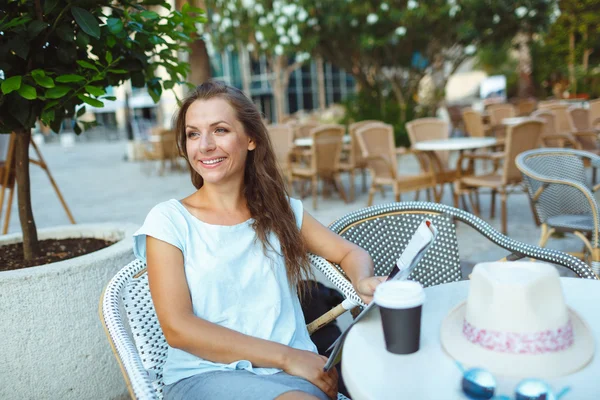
{"left": 462, "top": 108, "right": 491, "bottom": 138}
{"left": 531, "top": 110, "right": 580, "bottom": 148}
{"left": 266, "top": 124, "right": 295, "bottom": 176}
{"left": 516, "top": 98, "right": 537, "bottom": 116}
{"left": 355, "top": 122, "right": 438, "bottom": 206}
{"left": 338, "top": 121, "right": 382, "bottom": 201}
{"left": 516, "top": 148, "right": 600, "bottom": 275}
{"left": 288, "top": 124, "right": 348, "bottom": 209}
{"left": 589, "top": 98, "right": 600, "bottom": 129}
{"left": 405, "top": 118, "right": 457, "bottom": 201}
{"left": 454, "top": 120, "right": 544, "bottom": 235}
{"left": 310, "top": 202, "right": 597, "bottom": 308}
{"left": 100, "top": 258, "right": 351, "bottom": 400}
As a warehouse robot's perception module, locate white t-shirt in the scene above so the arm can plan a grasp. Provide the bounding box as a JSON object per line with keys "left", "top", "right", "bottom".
{"left": 133, "top": 198, "right": 317, "bottom": 385}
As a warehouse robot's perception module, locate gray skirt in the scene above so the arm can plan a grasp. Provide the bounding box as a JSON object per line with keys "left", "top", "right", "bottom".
{"left": 163, "top": 370, "right": 330, "bottom": 400}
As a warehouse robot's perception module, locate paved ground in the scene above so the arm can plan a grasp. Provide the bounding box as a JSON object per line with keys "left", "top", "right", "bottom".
{"left": 9, "top": 139, "right": 586, "bottom": 277}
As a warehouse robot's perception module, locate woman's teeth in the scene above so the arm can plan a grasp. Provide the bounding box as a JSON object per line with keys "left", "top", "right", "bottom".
{"left": 202, "top": 158, "right": 225, "bottom": 165}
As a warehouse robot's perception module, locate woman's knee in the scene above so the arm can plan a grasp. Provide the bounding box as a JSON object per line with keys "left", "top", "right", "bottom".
{"left": 275, "top": 390, "right": 321, "bottom": 400}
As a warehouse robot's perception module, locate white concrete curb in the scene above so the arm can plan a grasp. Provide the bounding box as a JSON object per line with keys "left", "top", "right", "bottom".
{"left": 0, "top": 223, "right": 138, "bottom": 400}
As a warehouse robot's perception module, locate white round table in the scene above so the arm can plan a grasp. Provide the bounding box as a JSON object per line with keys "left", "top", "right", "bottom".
{"left": 294, "top": 135, "right": 351, "bottom": 147}
{"left": 501, "top": 117, "right": 535, "bottom": 126}
{"left": 342, "top": 278, "right": 600, "bottom": 400}
{"left": 412, "top": 137, "right": 497, "bottom": 152}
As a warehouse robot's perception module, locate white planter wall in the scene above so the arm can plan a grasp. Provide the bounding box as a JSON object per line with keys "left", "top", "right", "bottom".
{"left": 0, "top": 223, "right": 137, "bottom": 400}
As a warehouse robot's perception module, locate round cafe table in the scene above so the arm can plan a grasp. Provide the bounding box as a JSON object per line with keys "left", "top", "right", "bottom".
{"left": 341, "top": 278, "right": 600, "bottom": 400}
{"left": 294, "top": 135, "right": 351, "bottom": 147}
{"left": 412, "top": 137, "right": 497, "bottom": 152}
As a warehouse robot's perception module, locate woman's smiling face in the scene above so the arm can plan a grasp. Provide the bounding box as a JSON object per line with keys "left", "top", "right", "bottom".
{"left": 185, "top": 98, "right": 256, "bottom": 187}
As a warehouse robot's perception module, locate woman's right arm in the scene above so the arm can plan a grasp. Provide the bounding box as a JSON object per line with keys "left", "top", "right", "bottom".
{"left": 146, "top": 236, "right": 338, "bottom": 398}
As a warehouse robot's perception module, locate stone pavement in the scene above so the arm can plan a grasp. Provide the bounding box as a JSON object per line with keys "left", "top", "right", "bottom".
{"left": 10, "top": 139, "right": 586, "bottom": 279}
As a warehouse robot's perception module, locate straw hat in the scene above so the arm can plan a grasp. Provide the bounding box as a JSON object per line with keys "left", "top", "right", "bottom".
{"left": 441, "top": 262, "right": 594, "bottom": 378}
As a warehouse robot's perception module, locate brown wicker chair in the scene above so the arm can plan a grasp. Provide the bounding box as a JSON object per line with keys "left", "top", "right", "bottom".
{"left": 338, "top": 120, "right": 382, "bottom": 201}
{"left": 355, "top": 122, "right": 438, "bottom": 206}
{"left": 454, "top": 120, "right": 544, "bottom": 234}
{"left": 589, "top": 98, "right": 600, "bottom": 129}
{"left": 531, "top": 110, "right": 580, "bottom": 148}
{"left": 405, "top": 118, "right": 457, "bottom": 201}
{"left": 288, "top": 124, "right": 348, "bottom": 209}
{"left": 266, "top": 124, "right": 295, "bottom": 177}
{"left": 462, "top": 108, "right": 491, "bottom": 138}
{"left": 516, "top": 98, "right": 537, "bottom": 116}
{"left": 567, "top": 107, "right": 600, "bottom": 182}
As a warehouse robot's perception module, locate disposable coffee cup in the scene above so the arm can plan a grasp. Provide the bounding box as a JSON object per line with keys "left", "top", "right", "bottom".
{"left": 374, "top": 280, "right": 425, "bottom": 355}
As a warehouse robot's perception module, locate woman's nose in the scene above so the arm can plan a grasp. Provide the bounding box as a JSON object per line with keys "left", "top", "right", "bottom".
{"left": 199, "top": 133, "right": 216, "bottom": 153}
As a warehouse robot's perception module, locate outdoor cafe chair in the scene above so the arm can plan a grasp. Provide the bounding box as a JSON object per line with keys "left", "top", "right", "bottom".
{"left": 288, "top": 124, "right": 349, "bottom": 209}
{"left": 355, "top": 122, "right": 439, "bottom": 206}
{"left": 487, "top": 103, "right": 516, "bottom": 143}
{"left": 266, "top": 124, "right": 295, "bottom": 177}
{"left": 337, "top": 120, "right": 383, "bottom": 201}
{"left": 589, "top": 98, "right": 600, "bottom": 129}
{"left": 516, "top": 98, "right": 537, "bottom": 116}
{"left": 531, "top": 110, "right": 580, "bottom": 149}
{"left": 100, "top": 259, "right": 350, "bottom": 400}
{"left": 462, "top": 108, "right": 491, "bottom": 138}
{"left": 453, "top": 120, "right": 545, "bottom": 235}
{"left": 517, "top": 148, "right": 600, "bottom": 275}
{"left": 406, "top": 118, "right": 458, "bottom": 201}
{"left": 311, "top": 201, "right": 597, "bottom": 310}
{"left": 567, "top": 107, "right": 600, "bottom": 182}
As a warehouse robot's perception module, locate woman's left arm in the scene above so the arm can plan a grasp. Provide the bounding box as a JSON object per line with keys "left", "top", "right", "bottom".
{"left": 301, "top": 210, "right": 385, "bottom": 304}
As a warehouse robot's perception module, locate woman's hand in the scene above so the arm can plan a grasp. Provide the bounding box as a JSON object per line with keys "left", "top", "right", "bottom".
{"left": 354, "top": 276, "right": 387, "bottom": 304}
{"left": 282, "top": 348, "right": 339, "bottom": 399}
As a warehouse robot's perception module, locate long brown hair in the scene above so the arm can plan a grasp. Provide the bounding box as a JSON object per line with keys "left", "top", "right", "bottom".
{"left": 174, "top": 81, "right": 313, "bottom": 293}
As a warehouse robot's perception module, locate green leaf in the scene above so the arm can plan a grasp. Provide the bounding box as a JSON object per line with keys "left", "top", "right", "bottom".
{"left": 43, "top": 0, "right": 59, "bottom": 14}
{"left": 76, "top": 60, "right": 99, "bottom": 71}
{"left": 101, "top": 96, "right": 117, "bottom": 101}
{"left": 41, "top": 109, "right": 55, "bottom": 123}
{"left": 45, "top": 86, "right": 72, "bottom": 99}
{"left": 163, "top": 80, "right": 175, "bottom": 90}
{"left": 105, "top": 51, "right": 113, "bottom": 64}
{"left": 107, "top": 69, "right": 128, "bottom": 74}
{"left": 18, "top": 84, "right": 37, "bottom": 100}
{"left": 71, "top": 7, "right": 100, "bottom": 39}
{"left": 75, "top": 31, "right": 90, "bottom": 48}
{"left": 28, "top": 20, "right": 48, "bottom": 38}
{"left": 1, "top": 76, "right": 22, "bottom": 94}
{"left": 84, "top": 85, "right": 106, "bottom": 97}
{"left": 77, "top": 106, "right": 86, "bottom": 117}
{"left": 106, "top": 35, "right": 116, "bottom": 48}
{"left": 42, "top": 100, "right": 59, "bottom": 111}
{"left": 74, "top": 122, "right": 82, "bottom": 135}
{"left": 77, "top": 94, "right": 104, "bottom": 108}
{"left": 31, "top": 70, "right": 55, "bottom": 88}
{"left": 106, "top": 18, "right": 124, "bottom": 34}
{"left": 140, "top": 10, "right": 159, "bottom": 20}
{"left": 0, "top": 16, "right": 32, "bottom": 30}
{"left": 56, "top": 74, "right": 85, "bottom": 83}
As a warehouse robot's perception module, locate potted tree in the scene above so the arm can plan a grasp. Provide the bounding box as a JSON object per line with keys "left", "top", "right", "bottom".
{"left": 0, "top": 1, "right": 203, "bottom": 398}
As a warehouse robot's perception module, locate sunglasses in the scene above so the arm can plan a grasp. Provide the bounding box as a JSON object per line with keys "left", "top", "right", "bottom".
{"left": 456, "top": 362, "right": 571, "bottom": 400}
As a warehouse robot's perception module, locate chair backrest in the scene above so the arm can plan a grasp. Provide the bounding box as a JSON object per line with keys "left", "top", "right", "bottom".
{"left": 267, "top": 124, "right": 294, "bottom": 172}
{"left": 328, "top": 210, "right": 462, "bottom": 287}
{"left": 310, "top": 124, "right": 345, "bottom": 175}
{"left": 462, "top": 108, "right": 487, "bottom": 138}
{"left": 406, "top": 118, "right": 450, "bottom": 168}
{"left": 589, "top": 98, "right": 600, "bottom": 127}
{"left": 545, "top": 104, "right": 571, "bottom": 134}
{"left": 568, "top": 107, "right": 590, "bottom": 131}
{"left": 487, "top": 103, "right": 516, "bottom": 125}
{"left": 355, "top": 123, "right": 397, "bottom": 180}
{"left": 312, "top": 202, "right": 597, "bottom": 293}
{"left": 537, "top": 100, "right": 562, "bottom": 110}
{"left": 516, "top": 98, "right": 537, "bottom": 116}
{"left": 348, "top": 120, "right": 384, "bottom": 168}
{"left": 516, "top": 149, "right": 599, "bottom": 247}
{"left": 294, "top": 121, "right": 320, "bottom": 139}
{"left": 502, "top": 120, "right": 544, "bottom": 184}
{"left": 100, "top": 259, "right": 166, "bottom": 400}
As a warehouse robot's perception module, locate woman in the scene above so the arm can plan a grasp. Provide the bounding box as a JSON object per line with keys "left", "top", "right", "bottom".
{"left": 133, "top": 81, "right": 383, "bottom": 400}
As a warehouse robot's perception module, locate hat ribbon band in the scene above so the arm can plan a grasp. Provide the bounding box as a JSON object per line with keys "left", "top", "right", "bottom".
{"left": 462, "top": 319, "right": 574, "bottom": 354}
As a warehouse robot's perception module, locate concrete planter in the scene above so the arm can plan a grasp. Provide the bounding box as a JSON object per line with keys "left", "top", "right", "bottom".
{"left": 0, "top": 223, "right": 137, "bottom": 400}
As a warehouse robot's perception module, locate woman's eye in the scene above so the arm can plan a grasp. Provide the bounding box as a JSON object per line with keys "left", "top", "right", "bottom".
{"left": 186, "top": 131, "right": 199, "bottom": 138}
{"left": 215, "top": 127, "right": 228, "bottom": 134}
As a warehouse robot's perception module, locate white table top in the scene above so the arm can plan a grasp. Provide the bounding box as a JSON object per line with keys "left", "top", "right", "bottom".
{"left": 294, "top": 135, "right": 351, "bottom": 147}
{"left": 501, "top": 117, "right": 534, "bottom": 126}
{"left": 342, "top": 278, "right": 600, "bottom": 400}
{"left": 412, "top": 137, "right": 497, "bottom": 151}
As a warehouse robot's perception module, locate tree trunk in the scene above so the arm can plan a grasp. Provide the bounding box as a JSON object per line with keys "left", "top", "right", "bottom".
{"left": 176, "top": 0, "right": 210, "bottom": 86}
{"left": 316, "top": 56, "right": 326, "bottom": 110}
{"left": 568, "top": 30, "right": 576, "bottom": 95}
{"left": 271, "top": 56, "right": 287, "bottom": 123}
{"left": 14, "top": 129, "right": 39, "bottom": 260}
{"left": 238, "top": 41, "right": 252, "bottom": 96}
{"left": 515, "top": 32, "right": 534, "bottom": 98}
